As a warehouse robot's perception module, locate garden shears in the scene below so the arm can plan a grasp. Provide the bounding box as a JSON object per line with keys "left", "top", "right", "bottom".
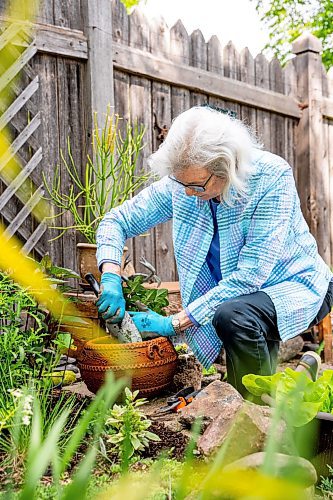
{"left": 156, "top": 386, "right": 201, "bottom": 414}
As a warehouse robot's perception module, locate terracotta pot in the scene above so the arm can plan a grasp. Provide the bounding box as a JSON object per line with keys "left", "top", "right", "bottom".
{"left": 77, "top": 243, "right": 135, "bottom": 282}
{"left": 78, "top": 336, "right": 178, "bottom": 396}
{"left": 60, "top": 292, "right": 102, "bottom": 361}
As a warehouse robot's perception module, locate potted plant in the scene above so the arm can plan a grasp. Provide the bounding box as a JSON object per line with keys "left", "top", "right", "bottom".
{"left": 43, "top": 107, "right": 150, "bottom": 280}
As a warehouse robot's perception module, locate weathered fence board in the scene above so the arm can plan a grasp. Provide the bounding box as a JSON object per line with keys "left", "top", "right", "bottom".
{"left": 129, "top": 10, "right": 155, "bottom": 272}
{"left": 151, "top": 15, "right": 176, "bottom": 281}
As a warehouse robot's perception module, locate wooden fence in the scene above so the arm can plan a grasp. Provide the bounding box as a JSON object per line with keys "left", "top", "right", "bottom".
{"left": 0, "top": 0, "right": 333, "bottom": 281}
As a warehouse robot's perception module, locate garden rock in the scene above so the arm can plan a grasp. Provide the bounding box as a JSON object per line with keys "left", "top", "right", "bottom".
{"left": 201, "top": 373, "right": 221, "bottom": 388}
{"left": 223, "top": 452, "right": 317, "bottom": 487}
{"left": 197, "top": 401, "right": 288, "bottom": 462}
{"left": 278, "top": 336, "right": 304, "bottom": 362}
{"left": 179, "top": 380, "right": 243, "bottom": 430}
{"left": 172, "top": 353, "right": 203, "bottom": 392}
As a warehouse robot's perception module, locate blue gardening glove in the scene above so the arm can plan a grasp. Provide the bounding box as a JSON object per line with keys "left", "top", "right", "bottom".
{"left": 128, "top": 310, "right": 176, "bottom": 337}
{"left": 96, "top": 272, "right": 125, "bottom": 323}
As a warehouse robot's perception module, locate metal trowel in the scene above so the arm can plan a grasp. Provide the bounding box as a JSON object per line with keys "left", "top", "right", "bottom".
{"left": 84, "top": 273, "right": 143, "bottom": 343}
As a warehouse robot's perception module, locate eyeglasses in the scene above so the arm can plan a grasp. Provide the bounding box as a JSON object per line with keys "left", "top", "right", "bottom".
{"left": 168, "top": 173, "right": 214, "bottom": 192}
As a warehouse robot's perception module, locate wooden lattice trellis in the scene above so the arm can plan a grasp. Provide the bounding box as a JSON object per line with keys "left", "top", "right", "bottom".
{"left": 0, "top": 20, "right": 46, "bottom": 258}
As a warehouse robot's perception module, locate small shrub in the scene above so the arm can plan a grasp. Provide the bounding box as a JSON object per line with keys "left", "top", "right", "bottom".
{"left": 105, "top": 387, "right": 160, "bottom": 463}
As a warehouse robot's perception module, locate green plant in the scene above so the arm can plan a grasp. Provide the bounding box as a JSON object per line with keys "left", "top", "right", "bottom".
{"left": 1, "top": 372, "right": 126, "bottom": 498}
{"left": 43, "top": 108, "right": 150, "bottom": 244}
{"left": 0, "top": 383, "right": 81, "bottom": 467}
{"left": 105, "top": 387, "right": 160, "bottom": 466}
{"left": 243, "top": 367, "right": 333, "bottom": 426}
{"left": 202, "top": 364, "right": 217, "bottom": 376}
{"left": 123, "top": 275, "right": 169, "bottom": 315}
{"left": 175, "top": 343, "right": 189, "bottom": 354}
{"left": 319, "top": 465, "right": 333, "bottom": 497}
{"left": 35, "top": 254, "right": 80, "bottom": 294}
{"left": 0, "top": 272, "right": 47, "bottom": 389}
{"left": 253, "top": 0, "right": 333, "bottom": 70}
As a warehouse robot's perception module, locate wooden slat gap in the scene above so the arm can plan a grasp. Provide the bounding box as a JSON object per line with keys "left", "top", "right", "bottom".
{"left": 0, "top": 147, "right": 42, "bottom": 211}
{"left": 0, "top": 112, "right": 40, "bottom": 172}
{"left": 22, "top": 220, "right": 47, "bottom": 254}
{"left": 0, "top": 42, "right": 37, "bottom": 93}
{"left": 0, "top": 75, "right": 39, "bottom": 131}
{"left": 3, "top": 184, "right": 44, "bottom": 238}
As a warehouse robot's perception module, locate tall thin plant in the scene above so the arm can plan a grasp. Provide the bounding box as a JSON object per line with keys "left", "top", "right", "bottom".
{"left": 43, "top": 109, "right": 150, "bottom": 244}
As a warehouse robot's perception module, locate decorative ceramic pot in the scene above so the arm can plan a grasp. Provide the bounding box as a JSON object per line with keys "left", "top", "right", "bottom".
{"left": 78, "top": 336, "right": 178, "bottom": 396}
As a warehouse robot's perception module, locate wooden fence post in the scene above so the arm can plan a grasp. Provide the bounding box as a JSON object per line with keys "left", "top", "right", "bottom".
{"left": 293, "top": 33, "right": 332, "bottom": 362}
{"left": 82, "top": 0, "right": 114, "bottom": 133}
{"left": 292, "top": 33, "right": 330, "bottom": 265}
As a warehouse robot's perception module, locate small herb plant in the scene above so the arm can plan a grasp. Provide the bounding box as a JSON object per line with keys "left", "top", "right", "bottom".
{"left": 105, "top": 387, "right": 160, "bottom": 463}
{"left": 123, "top": 275, "right": 169, "bottom": 315}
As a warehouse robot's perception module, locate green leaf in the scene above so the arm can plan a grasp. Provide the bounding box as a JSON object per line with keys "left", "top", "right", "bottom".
{"left": 145, "top": 431, "right": 161, "bottom": 442}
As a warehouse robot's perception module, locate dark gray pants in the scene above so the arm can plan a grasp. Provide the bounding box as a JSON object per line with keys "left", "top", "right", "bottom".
{"left": 212, "top": 281, "right": 333, "bottom": 397}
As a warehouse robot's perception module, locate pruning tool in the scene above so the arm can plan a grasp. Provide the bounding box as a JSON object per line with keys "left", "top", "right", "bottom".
{"left": 156, "top": 386, "right": 201, "bottom": 414}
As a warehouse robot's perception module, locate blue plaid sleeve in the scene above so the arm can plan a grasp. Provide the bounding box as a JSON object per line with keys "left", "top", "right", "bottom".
{"left": 96, "top": 177, "right": 173, "bottom": 267}
{"left": 187, "top": 169, "right": 296, "bottom": 325}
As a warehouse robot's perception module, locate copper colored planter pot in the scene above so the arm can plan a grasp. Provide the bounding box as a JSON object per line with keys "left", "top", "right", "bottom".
{"left": 78, "top": 336, "right": 178, "bottom": 396}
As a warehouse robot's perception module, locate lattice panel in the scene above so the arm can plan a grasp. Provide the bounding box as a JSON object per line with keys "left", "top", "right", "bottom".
{"left": 0, "top": 20, "right": 46, "bottom": 258}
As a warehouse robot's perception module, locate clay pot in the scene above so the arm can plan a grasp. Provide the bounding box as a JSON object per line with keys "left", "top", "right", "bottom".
{"left": 78, "top": 336, "right": 178, "bottom": 396}
{"left": 77, "top": 243, "right": 135, "bottom": 282}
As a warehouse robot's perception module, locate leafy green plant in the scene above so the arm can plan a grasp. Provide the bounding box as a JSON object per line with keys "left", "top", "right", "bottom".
{"left": 0, "top": 272, "right": 47, "bottom": 388}
{"left": 1, "top": 373, "right": 126, "bottom": 498}
{"left": 105, "top": 387, "right": 160, "bottom": 465}
{"left": 243, "top": 367, "right": 333, "bottom": 426}
{"left": 175, "top": 343, "right": 189, "bottom": 354}
{"left": 319, "top": 465, "right": 333, "bottom": 497}
{"left": 202, "top": 364, "right": 217, "bottom": 376}
{"left": 43, "top": 108, "right": 150, "bottom": 244}
{"left": 35, "top": 254, "right": 80, "bottom": 294}
{"left": 253, "top": 0, "right": 333, "bottom": 69}
{"left": 123, "top": 275, "right": 169, "bottom": 315}
{"left": 0, "top": 383, "right": 81, "bottom": 472}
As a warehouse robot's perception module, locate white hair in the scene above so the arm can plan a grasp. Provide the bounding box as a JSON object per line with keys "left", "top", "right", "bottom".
{"left": 148, "top": 106, "right": 262, "bottom": 205}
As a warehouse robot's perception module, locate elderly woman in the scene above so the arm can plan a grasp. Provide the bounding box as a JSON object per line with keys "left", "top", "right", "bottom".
{"left": 96, "top": 106, "right": 333, "bottom": 397}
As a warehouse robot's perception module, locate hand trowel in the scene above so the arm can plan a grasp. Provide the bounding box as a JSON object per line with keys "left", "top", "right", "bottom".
{"left": 84, "top": 273, "right": 142, "bottom": 343}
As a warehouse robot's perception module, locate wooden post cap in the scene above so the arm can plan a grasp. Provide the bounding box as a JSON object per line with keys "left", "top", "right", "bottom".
{"left": 292, "top": 32, "right": 323, "bottom": 55}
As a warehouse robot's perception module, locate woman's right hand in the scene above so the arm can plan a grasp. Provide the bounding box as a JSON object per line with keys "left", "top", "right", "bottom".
{"left": 96, "top": 272, "right": 125, "bottom": 323}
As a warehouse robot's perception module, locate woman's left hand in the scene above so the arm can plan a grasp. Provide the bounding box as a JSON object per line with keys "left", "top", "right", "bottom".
{"left": 128, "top": 310, "right": 175, "bottom": 337}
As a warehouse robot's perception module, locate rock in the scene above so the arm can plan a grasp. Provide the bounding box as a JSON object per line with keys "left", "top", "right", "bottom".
{"left": 172, "top": 353, "right": 203, "bottom": 392}
{"left": 213, "top": 362, "right": 227, "bottom": 375}
{"left": 198, "top": 401, "right": 288, "bottom": 462}
{"left": 223, "top": 452, "right": 317, "bottom": 488}
{"left": 179, "top": 380, "right": 243, "bottom": 430}
{"left": 53, "top": 364, "right": 80, "bottom": 373}
{"left": 278, "top": 336, "right": 304, "bottom": 362}
{"left": 201, "top": 373, "right": 221, "bottom": 387}
{"left": 63, "top": 381, "right": 94, "bottom": 398}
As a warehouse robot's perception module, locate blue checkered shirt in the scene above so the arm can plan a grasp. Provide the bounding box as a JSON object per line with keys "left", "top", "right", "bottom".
{"left": 96, "top": 150, "right": 333, "bottom": 368}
